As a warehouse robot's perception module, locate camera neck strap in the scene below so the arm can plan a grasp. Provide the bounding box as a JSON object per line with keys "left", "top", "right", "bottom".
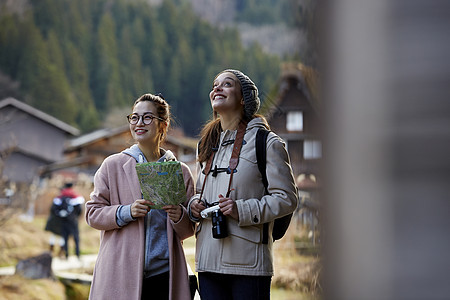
{"left": 199, "top": 120, "right": 248, "bottom": 201}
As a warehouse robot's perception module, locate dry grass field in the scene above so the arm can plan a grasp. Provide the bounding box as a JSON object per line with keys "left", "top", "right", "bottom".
{"left": 0, "top": 214, "right": 321, "bottom": 300}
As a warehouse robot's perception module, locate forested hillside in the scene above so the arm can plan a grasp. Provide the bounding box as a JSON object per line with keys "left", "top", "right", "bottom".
{"left": 187, "top": 0, "right": 316, "bottom": 60}
{"left": 0, "top": 0, "right": 282, "bottom": 136}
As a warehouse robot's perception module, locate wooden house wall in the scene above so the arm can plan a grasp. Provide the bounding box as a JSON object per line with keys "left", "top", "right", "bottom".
{"left": 4, "top": 152, "right": 48, "bottom": 182}
{"left": 63, "top": 129, "right": 195, "bottom": 176}
{"left": 286, "top": 139, "right": 303, "bottom": 176}
{"left": 1, "top": 105, "right": 73, "bottom": 183}
{"left": 0, "top": 106, "right": 68, "bottom": 162}
{"left": 267, "top": 74, "right": 321, "bottom": 178}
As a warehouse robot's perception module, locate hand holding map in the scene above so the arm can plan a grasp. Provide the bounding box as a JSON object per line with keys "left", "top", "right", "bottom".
{"left": 135, "top": 161, "right": 187, "bottom": 209}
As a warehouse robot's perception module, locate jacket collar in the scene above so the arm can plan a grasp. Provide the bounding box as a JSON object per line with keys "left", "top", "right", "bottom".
{"left": 122, "top": 144, "right": 176, "bottom": 163}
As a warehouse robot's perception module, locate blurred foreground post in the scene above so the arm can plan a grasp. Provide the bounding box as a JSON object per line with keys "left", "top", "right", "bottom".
{"left": 320, "top": 0, "right": 450, "bottom": 299}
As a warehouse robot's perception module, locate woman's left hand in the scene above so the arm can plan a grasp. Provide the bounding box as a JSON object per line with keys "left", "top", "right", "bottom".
{"left": 163, "top": 205, "right": 182, "bottom": 223}
{"left": 218, "top": 194, "right": 239, "bottom": 221}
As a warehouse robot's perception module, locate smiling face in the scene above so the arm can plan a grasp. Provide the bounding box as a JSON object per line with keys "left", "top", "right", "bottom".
{"left": 129, "top": 101, "right": 163, "bottom": 147}
{"left": 209, "top": 72, "right": 245, "bottom": 118}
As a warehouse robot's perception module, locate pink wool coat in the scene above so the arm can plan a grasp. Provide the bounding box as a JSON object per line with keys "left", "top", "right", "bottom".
{"left": 86, "top": 152, "right": 195, "bottom": 300}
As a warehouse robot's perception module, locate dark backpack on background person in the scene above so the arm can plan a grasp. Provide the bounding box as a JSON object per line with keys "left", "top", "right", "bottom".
{"left": 256, "top": 128, "right": 294, "bottom": 244}
{"left": 52, "top": 196, "right": 75, "bottom": 219}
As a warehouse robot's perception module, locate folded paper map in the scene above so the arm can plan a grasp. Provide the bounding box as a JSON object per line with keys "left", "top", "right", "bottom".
{"left": 135, "top": 161, "right": 187, "bottom": 209}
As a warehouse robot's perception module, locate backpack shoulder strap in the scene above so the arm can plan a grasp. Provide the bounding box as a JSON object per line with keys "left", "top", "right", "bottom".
{"left": 256, "top": 128, "right": 270, "bottom": 244}
{"left": 256, "top": 128, "right": 270, "bottom": 192}
{"left": 256, "top": 128, "right": 294, "bottom": 243}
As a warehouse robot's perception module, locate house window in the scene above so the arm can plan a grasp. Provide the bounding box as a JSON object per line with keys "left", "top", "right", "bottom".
{"left": 286, "top": 111, "right": 303, "bottom": 131}
{"left": 304, "top": 140, "right": 322, "bottom": 159}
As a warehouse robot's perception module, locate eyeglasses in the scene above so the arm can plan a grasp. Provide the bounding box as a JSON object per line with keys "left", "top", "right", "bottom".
{"left": 126, "top": 113, "right": 164, "bottom": 125}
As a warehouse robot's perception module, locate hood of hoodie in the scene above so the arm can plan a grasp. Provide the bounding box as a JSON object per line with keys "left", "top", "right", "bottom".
{"left": 121, "top": 144, "right": 176, "bottom": 163}
{"left": 246, "top": 117, "right": 270, "bottom": 132}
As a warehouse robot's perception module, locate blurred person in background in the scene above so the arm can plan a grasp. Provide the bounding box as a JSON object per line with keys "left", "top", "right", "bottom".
{"left": 45, "top": 182, "right": 84, "bottom": 259}
{"left": 188, "top": 69, "right": 298, "bottom": 300}
{"left": 85, "top": 93, "right": 195, "bottom": 300}
{"left": 45, "top": 204, "right": 66, "bottom": 258}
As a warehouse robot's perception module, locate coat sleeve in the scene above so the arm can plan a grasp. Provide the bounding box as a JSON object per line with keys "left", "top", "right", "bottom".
{"left": 188, "top": 152, "right": 204, "bottom": 222}
{"left": 85, "top": 157, "right": 122, "bottom": 231}
{"left": 171, "top": 163, "right": 195, "bottom": 240}
{"left": 236, "top": 134, "right": 299, "bottom": 226}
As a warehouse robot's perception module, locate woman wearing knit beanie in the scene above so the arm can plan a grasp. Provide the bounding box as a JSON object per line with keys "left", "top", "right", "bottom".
{"left": 188, "top": 69, "right": 298, "bottom": 299}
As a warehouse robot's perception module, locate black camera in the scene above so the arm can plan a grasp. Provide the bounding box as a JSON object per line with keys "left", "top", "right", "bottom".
{"left": 201, "top": 204, "right": 228, "bottom": 239}
{"left": 211, "top": 209, "right": 228, "bottom": 239}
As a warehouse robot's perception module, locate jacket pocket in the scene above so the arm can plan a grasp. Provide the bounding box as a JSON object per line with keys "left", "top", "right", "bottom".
{"left": 221, "top": 225, "right": 260, "bottom": 267}
{"left": 227, "top": 223, "right": 261, "bottom": 243}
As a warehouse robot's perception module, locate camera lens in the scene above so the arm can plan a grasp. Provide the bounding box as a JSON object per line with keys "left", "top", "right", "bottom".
{"left": 212, "top": 210, "right": 228, "bottom": 239}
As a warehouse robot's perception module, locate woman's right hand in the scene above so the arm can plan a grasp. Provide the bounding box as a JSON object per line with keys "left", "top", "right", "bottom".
{"left": 190, "top": 200, "right": 206, "bottom": 219}
{"left": 130, "top": 199, "right": 153, "bottom": 218}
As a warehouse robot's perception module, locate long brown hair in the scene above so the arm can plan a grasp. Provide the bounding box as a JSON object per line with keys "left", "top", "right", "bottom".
{"left": 197, "top": 116, "right": 222, "bottom": 163}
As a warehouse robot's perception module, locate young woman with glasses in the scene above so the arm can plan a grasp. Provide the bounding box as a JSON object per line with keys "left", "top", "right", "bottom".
{"left": 86, "top": 93, "right": 195, "bottom": 300}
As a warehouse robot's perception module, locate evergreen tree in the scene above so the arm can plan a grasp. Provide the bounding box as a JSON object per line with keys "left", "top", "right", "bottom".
{"left": 65, "top": 0, "right": 92, "bottom": 62}
{"left": 118, "top": 24, "right": 154, "bottom": 101}
{"left": 143, "top": 13, "right": 168, "bottom": 93}
{"left": 65, "top": 42, "right": 99, "bottom": 131}
{"left": 0, "top": 14, "right": 22, "bottom": 78}
{"left": 166, "top": 55, "right": 182, "bottom": 116}
{"left": 31, "top": 0, "right": 67, "bottom": 38}
{"left": 92, "top": 12, "right": 124, "bottom": 110}
{"left": 46, "top": 30, "right": 66, "bottom": 73}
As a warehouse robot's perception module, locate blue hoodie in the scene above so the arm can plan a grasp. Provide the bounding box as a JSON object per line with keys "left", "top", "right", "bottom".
{"left": 118, "top": 144, "right": 177, "bottom": 277}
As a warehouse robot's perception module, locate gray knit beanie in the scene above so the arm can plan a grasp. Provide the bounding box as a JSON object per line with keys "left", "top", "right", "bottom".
{"left": 222, "top": 69, "right": 260, "bottom": 120}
